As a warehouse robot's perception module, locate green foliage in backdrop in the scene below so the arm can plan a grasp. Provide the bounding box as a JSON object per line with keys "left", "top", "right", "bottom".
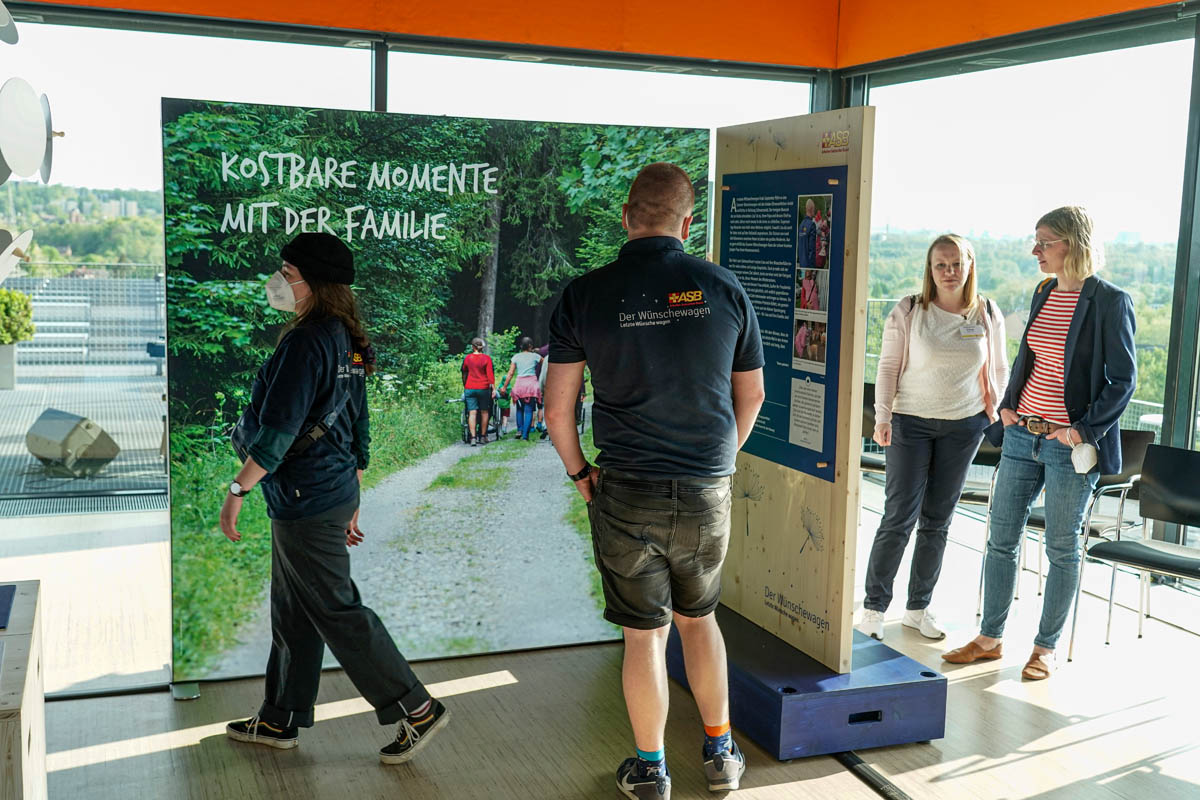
{"left": 0, "top": 289, "right": 35, "bottom": 344}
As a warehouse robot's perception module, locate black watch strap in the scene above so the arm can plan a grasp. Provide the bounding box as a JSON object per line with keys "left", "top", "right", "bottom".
{"left": 567, "top": 463, "right": 592, "bottom": 482}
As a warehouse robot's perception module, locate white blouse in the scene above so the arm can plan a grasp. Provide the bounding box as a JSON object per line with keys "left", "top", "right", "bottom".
{"left": 891, "top": 302, "right": 988, "bottom": 421}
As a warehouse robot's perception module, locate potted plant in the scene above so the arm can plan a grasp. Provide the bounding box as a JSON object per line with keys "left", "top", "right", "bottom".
{"left": 0, "top": 288, "right": 35, "bottom": 389}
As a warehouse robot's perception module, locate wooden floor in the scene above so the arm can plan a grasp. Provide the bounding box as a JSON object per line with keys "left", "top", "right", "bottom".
{"left": 39, "top": 483, "right": 1200, "bottom": 799}
{"left": 45, "top": 643, "right": 878, "bottom": 799}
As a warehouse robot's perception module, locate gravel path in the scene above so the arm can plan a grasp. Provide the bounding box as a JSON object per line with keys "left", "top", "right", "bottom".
{"left": 211, "top": 434, "right": 616, "bottom": 678}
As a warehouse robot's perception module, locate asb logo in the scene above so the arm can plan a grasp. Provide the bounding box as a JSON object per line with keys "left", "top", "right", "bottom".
{"left": 820, "top": 129, "right": 850, "bottom": 153}
{"left": 668, "top": 290, "right": 704, "bottom": 307}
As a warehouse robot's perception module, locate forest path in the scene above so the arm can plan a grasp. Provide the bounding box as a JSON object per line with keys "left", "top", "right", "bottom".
{"left": 211, "top": 431, "right": 615, "bottom": 678}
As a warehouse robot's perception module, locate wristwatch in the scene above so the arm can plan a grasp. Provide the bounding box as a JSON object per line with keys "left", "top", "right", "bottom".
{"left": 229, "top": 481, "right": 251, "bottom": 497}
{"left": 567, "top": 463, "right": 593, "bottom": 482}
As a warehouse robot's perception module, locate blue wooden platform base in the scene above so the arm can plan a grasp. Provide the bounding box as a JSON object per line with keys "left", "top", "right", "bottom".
{"left": 666, "top": 605, "right": 946, "bottom": 760}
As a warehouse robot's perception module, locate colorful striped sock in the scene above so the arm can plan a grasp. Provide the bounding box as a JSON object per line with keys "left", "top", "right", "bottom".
{"left": 704, "top": 722, "right": 732, "bottom": 756}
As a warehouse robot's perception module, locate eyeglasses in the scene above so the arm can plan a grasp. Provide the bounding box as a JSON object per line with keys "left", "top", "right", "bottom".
{"left": 1032, "top": 238, "right": 1065, "bottom": 251}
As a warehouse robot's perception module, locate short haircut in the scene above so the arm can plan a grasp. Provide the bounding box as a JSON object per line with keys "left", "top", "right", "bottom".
{"left": 626, "top": 162, "right": 695, "bottom": 230}
{"left": 1037, "top": 205, "right": 1102, "bottom": 282}
{"left": 921, "top": 233, "right": 978, "bottom": 313}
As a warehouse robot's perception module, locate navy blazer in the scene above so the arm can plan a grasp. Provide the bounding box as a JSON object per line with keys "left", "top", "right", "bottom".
{"left": 987, "top": 275, "right": 1137, "bottom": 475}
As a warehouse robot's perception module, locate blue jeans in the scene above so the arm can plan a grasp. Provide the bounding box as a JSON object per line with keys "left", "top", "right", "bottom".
{"left": 515, "top": 398, "right": 535, "bottom": 438}
{"left": 864, "top": 412, "right": 987, "bottom": 612}
{"left": 980, "top": 424, "right": 1097, "bottom": 649}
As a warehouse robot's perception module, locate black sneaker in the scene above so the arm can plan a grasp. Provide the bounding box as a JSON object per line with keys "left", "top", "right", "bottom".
{"left": 226, "top": 715, "right": 299, "bottom": 750}
{"left": 616, "top": 757, "right": 671, "bottom": 799}
{"left": 379, "top": 700, "right": 450, "bottom": 764}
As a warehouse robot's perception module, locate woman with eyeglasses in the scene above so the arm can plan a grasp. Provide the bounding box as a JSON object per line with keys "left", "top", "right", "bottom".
{"left": 858, "top": 234, "right": 1008, "bottom": 643}
{"left": 944, "top": 206, "right": 1137, "bottom": 680}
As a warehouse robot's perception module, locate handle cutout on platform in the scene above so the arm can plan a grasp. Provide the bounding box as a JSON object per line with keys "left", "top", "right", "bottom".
{"left": 848, "top": 710, "right": 883, "bottom": 725}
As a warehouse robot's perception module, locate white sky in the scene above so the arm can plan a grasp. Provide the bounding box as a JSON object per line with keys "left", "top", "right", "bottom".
{"left": 2, "top": 22, "right": 1195, "bottom": 242}
{"left": 870, "top": 39, "right": 1195, "bottom": 243}
{"left": 2, "top": 22, "right": 808, "bottom": 193}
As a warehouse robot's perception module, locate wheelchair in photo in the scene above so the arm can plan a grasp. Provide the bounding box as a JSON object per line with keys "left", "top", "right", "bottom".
{"left": 447, "top": 394, "right": 501, "bottom": 443}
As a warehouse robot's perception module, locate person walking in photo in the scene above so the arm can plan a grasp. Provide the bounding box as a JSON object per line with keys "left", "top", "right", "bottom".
{"left": 502, "top": 336, "right": 543, "bottom": 440}
{"left": 461, "top": 336, "right": 495, "bottom": 445}
{"left": 218, "top": 232, "right": 449, "bottom": 762}
{"left": 798, "top": 198, "right": 817, "bottom": 269}
{"left": 799, "top": 269, "right": 820, "bottom": 311}
{"left": 944, "top": 206, "right": 1137, "bottom": 680}
{"left": 859, "top": 234, "right": 1008, "bottom": 643}
{"left": 545, "top": 162, "right": 765, "bottom": 799}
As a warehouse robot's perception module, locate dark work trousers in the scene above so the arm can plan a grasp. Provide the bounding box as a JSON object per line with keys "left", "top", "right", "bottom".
{"left": 258, "top": 499, "right": 430, "bottom": 729}
{"left": 863, "top": 412, "right": 988, "bottom": 612}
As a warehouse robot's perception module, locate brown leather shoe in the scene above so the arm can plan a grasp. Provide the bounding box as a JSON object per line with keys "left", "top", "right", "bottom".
{"left": 1021, "top": 651, "right": 1054, "bottom": 680}
{"left": 942, "top": 640, "right": 1003, "bottom": 664}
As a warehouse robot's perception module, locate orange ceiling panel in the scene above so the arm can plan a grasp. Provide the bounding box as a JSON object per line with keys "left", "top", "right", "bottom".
{"left": 32, "top": 0, "right": 1179, "bottom": 68}
{"left": 34, "top": 0, "right": 841, "bottom": 68}
{"left": 837, "top": 0, "right": 1176, "bottom": 66}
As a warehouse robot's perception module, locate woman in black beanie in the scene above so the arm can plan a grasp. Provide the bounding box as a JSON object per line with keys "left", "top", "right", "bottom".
{"left": 219, "top": 231, "right": 449, "bottom": 763}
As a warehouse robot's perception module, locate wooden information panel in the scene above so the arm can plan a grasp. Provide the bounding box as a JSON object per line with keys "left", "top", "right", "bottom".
{"left": 715, "top": 109, "right": 875, "bottom": 673}
{"left": 0, "top": 581, "right": 46, "bottom": 800}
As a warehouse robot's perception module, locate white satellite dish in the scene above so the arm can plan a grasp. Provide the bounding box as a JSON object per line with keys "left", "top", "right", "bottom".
{"left": 0, "top": 229, "right": 33, "bottom": 284}
{"left": 0, "top": 2, "right": 17, "bottom": 46}
{"left": 0, "top": 78, "right": 47, "bottom": 178}
{"left": 40, "top": 94, "right": 61, "bottom": 184}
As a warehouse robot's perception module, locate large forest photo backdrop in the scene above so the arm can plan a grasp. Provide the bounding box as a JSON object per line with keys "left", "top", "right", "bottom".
{"left": 163, "top": 98, "right": 708, "bottom": 680}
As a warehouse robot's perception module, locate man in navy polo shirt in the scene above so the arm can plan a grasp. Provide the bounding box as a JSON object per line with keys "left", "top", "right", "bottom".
{"left": 545, "top": 162, "right": 765, "bottom": 799}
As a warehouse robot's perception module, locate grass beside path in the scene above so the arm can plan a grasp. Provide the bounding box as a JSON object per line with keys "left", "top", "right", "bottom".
{"left": 564, "top": 428, "right": 607, "bottom": 612}
{"left": 426, "top": 437, "right": 527, "bottom": 491}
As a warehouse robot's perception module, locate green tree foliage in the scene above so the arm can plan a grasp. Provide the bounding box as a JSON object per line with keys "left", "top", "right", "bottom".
{"left": 559, "top": 126, "right": 710, "bottom": 270}
{"left": 0, "top": 288, "right": 35, "bottom": 344}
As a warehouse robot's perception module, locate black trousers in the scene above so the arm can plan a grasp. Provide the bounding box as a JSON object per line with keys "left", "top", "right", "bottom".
{"left": 863, "top": 412, "right": 987, "bottom": 612}
{"left": 258, "top": 499, "right": 430, "bottom": 728}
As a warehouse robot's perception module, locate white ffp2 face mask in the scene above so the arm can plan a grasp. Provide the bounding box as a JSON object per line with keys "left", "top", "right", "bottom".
{"left": 1071, "top": 441, "right": 1098, "bottom": 474}
{"left": 265, "top": 270, "right": 305, "bottom": 311}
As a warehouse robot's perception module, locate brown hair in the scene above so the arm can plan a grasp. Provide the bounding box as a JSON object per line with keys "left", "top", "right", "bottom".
{"left": 920, "top": 233, "right": 978, "bottom": 314}
{"left": 626, "top": 162, "right": 695, "bottom": 230}
{"left": 1037, "top": 205, "right": 1102, "bottom": 281}
{"left": 281, "top": 278, "right": 375, "bottom": 376}
{"left": 470, "top": 337, "right": 485, "bottom": 351}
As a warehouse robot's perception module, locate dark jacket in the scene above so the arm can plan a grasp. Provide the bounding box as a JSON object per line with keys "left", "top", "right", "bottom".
{"left": 988, "top": 274, "right": 1136, "bottom": 475}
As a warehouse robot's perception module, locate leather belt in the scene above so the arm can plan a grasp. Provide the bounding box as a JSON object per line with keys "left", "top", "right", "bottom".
{"left": 1018, "top": 414, "right": 1070, "bottom": 435}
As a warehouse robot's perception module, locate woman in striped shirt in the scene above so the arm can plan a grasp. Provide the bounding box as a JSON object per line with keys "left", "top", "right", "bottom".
{"left": 944, "top": 206, "right": 1137, "bottom": 680}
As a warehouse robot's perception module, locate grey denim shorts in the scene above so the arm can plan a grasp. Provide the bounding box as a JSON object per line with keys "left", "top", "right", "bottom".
{"left": 587, "top": 468, "right": 732, "bottom": 630}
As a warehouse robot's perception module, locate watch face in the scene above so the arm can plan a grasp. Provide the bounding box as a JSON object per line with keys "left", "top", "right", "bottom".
{"left": 231, "top": 482, "right": 243, "bottom": 495}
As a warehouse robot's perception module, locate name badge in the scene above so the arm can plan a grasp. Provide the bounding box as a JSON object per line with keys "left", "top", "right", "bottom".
{"left": 960, "top": 324, "right": 985, "bottom": 339}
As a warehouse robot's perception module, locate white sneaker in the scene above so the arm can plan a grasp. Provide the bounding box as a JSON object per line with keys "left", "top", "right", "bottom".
{"left": 902, "top": 608, "right": 946, "bottom": 640}
{"left": 858, "top": 609, "right": 885, "bottom": 640}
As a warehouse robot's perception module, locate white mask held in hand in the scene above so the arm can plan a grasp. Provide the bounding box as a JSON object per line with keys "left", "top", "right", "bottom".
{"left": 265, "top": 270, "right": 305, "bottom": 311}
{"left": 1071, "top": 441, "right": 1098, "bottom": 474}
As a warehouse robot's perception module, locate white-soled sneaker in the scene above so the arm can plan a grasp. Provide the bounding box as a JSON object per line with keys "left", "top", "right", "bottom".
{"left": 858, "top": 609, "right": 885, "bottom": 641}
{"left": 902, "top": 608, "right": 946, "bottom": 639}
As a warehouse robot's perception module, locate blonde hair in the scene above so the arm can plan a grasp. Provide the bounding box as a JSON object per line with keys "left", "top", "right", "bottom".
{"left": 921, "top": 233, "right": 978, "bottom": 313}
{"left": 1037, "top": 205, "right": 1102, "bottom": 282}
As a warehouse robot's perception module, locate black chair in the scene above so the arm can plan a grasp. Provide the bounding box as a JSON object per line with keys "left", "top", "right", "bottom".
{"left": 861, "top": 382, "right": 885, "bottom": 475}
{"left": 1067, "top": 443, "right": 1200, "bottom": 659}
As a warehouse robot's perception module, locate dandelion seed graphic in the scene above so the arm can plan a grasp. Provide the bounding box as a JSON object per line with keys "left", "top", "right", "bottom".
{"left": 798, "top": 507, "right": 825, "bottom": 554}
{"left": 734, "top": 465, "right": 765, "bottom": 540}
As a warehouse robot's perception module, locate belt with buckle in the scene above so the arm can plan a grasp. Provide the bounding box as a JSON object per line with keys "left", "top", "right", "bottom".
{"left": 1018, "top": 415, "right": 1069, "bottom": 435}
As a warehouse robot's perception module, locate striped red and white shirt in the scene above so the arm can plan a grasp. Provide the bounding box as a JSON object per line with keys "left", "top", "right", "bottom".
{"left": 1017, "top": 288, "right": 1081, "bottom": 425}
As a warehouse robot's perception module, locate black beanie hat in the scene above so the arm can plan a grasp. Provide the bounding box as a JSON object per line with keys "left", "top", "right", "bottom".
{"left": 280, "top": 232, "right": 355, "bottom": 284}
